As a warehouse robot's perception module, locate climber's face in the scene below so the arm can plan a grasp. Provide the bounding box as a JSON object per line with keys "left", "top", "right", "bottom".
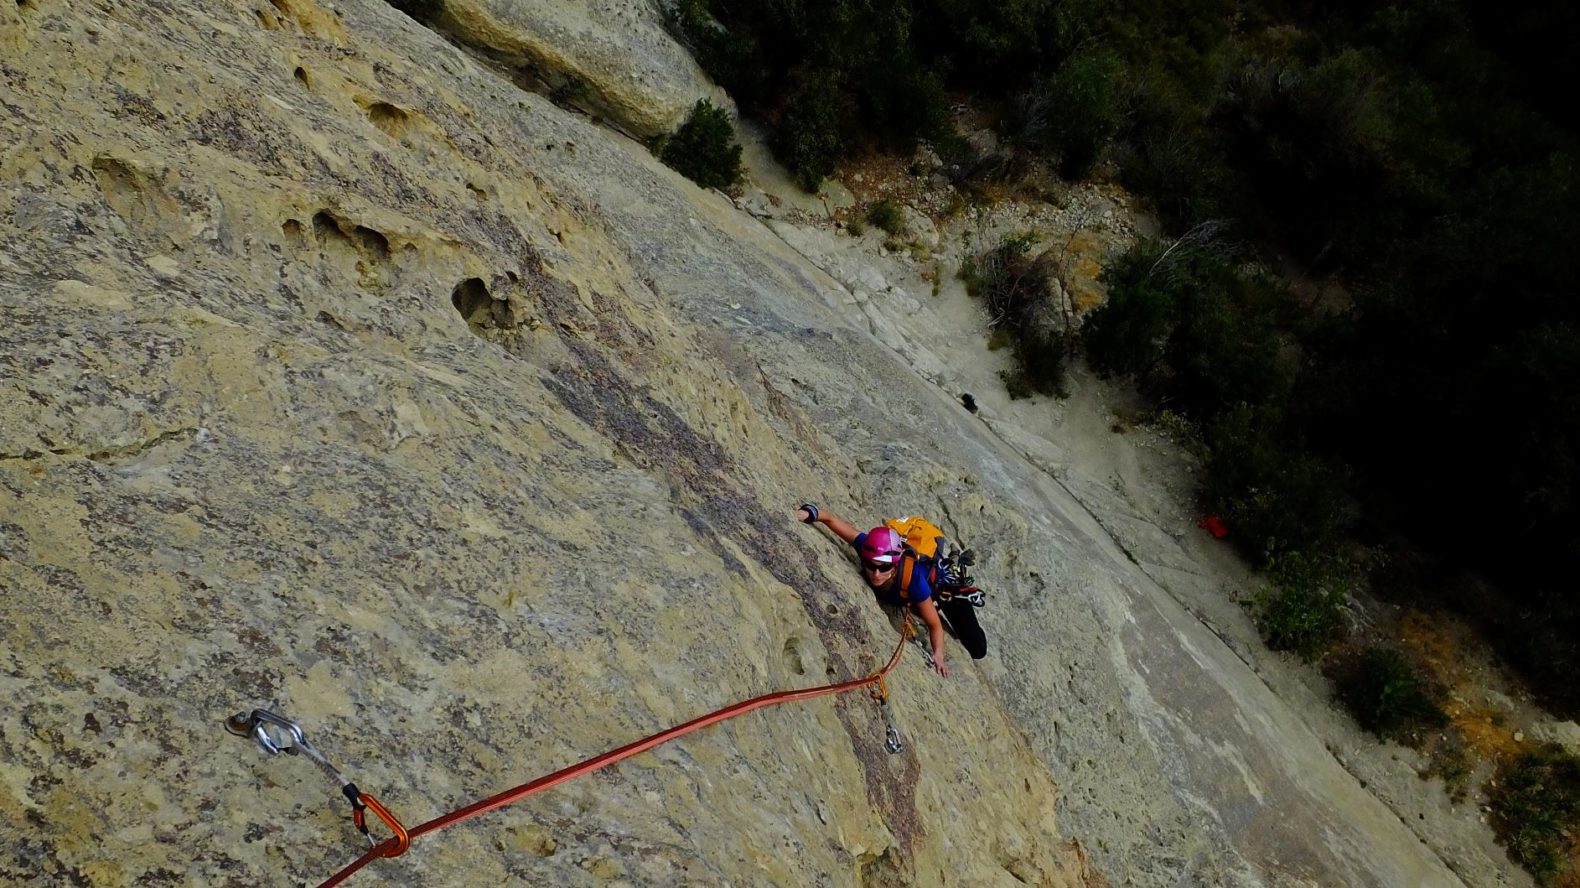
{"left": 862, "top": 560, "right": 896, "bottom": 589}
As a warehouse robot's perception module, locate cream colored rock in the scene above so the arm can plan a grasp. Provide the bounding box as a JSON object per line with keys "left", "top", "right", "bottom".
{"left": 0, "top": 1, "right": 1086, "bottom": 886}
{"left": 0, "top": 1, "right": 1510, "bottom": 887}
{"left": 423, "top": 0, "right": 732, "bottom": 136}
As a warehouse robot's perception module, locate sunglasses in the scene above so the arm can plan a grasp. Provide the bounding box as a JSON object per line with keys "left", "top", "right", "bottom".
{"left": 862, "top": 560, "right": 897, "bottom": 573}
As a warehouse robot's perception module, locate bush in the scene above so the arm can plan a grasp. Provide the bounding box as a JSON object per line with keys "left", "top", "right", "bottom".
{"left": 965, "top": 234, "right": 1070, "bottom": 398}
{"left": 1333, "top": 645, "right": 1449, "bottom": 743}
{"left": 866, "top": 199, "right": 905, "bottom": 235}
{"left": 999, "top": 369, "right": 1036, "bottom": 400}
{"left": 1114, "top": 81, "right": 1236, "bottom": 231}
{"left": 1217, "top": 48, "right": 1399, "bottom": 269}
{"left": 858, "top": 59, "right": 952, "bottom": 149}
{"left": 1023, "top": 47, "right": 1125, "bottom": 178}
{"left": 1202, "top": 404, "right": 1354, "bottom": 558}
{"left": 1085, "top": 239, "right": 1292, "bottom": 418}
{"left": 663, "top": 0, "right": 768, "bottom": 103}
{"left": 1256, "top": 548, "right": 1354, "bottom": 660}
{"left": 1164, "top": 265, "right": 1292, "bottom": 419}
{"left": 1083, "top": 243, "right": 1175, "bottom": 377}
{"left": 1014, "top": 325, "right": 1069, "bottom": 397}
{"left": 959, "top": 233, "right": 1034, "bottom": 299}
{"left": 775, "top": 75, "right": 844, "bottom": 191}
{"left": 1424, "top": 734, "right": 1472, "bottom": 803}
{"left": 1489, "top": 744, "right": 1580, "bottom": 883}
{"left": 658, "top": 99, "right": 744, "bottom": 190}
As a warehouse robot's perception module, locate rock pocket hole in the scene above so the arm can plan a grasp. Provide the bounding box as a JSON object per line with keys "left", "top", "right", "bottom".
{"left": 281, "top": 218, "right": 303, "bottom": 239}
{"left": 782, "top": 638, "right": 807, "bottom": 676}
{"left": 91, "top": 155, "right": 170, "bottom": 232}
{"left": 364, "top": 101, "right": 409, "bottom": 138}
{"left": 856, "top": 848, "right": 906, "bottom": 887}
{"left": 293, "top": 66, "right": 311, "bottom": 89}
{"left": 451, "top": 278, "right": 493, "bottom": 330}
{"left": 311, "top": 211, "right": 388, "bottom": 263}
{"left": 312, "top": 210, "right": 351, "bottom": 249}
{"left": 350, "top": 226, "right": 389, "bottom": 262}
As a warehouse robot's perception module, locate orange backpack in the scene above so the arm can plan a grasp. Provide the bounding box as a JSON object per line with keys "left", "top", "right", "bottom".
{"left": 884, "top": 516, "right": 946, "bottom": 600}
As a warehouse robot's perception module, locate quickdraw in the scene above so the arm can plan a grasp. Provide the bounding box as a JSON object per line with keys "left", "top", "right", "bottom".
{"left": 224, "top": 709, "right": 407, "bottom": 852}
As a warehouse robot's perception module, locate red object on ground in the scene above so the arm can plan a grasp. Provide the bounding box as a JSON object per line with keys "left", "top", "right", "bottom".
{"left": 1198, "top": 515, "right": 1229, "bottom": 539}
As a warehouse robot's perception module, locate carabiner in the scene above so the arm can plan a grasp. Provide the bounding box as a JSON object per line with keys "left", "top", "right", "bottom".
{"left": 868, "top": 675, "right": 890, "bottom": 705}
{"left": 226, "top": 709, "right": 309, "bottom": 757}
{"left": 357, "top": 792, "right": 411, "bottom": 857}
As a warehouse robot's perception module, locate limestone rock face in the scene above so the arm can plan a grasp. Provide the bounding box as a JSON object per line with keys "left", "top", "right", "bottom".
{"left": 414, "top": 0, "right": 732, "bottom": 137}
{"left": 0, "top": 1, "right": 1084, "bottom": 886}
{"left": 0, "top": 2, "right": 1501, "bottom": 888}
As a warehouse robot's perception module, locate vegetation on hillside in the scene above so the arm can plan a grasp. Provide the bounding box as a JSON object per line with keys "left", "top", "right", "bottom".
{"left": 658, "top": 99, "right": 745, "bottom": 190}
{"left": 1490, "top": 744, "right": 1580, "bottom": 883}
{"left": 959, "top": 232, "right": 1069, "bottom": 398}
{"left": 665, "top": 5, "right": 1580, "bottom": 876}
{"left": 666, "top": 0, "right": 1580, "bottom": 717}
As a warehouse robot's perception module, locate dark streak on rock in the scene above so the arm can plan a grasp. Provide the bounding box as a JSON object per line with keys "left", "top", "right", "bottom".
{"left": 539, "top": 325, "right": 923, "bottom": 857}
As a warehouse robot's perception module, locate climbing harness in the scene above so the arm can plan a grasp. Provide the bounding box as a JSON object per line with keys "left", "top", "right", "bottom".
{"left": 228, "top": 620, "right": 917, "bottom": 888}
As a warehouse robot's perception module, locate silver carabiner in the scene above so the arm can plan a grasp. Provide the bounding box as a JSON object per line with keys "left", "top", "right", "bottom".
{"left": 884, "top": 723, "right": 904, "bottom": 754}
{"left": 226, "top": 709, "right": 308, "bottom": 757}
{"left": 225, "top": 708, "right": 350, "bottom": 785}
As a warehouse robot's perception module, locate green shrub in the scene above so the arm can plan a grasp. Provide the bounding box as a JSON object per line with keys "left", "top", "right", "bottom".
{"left": 1083, "top": 243, "right": 1175, "bottom": 377}
{"left": 1256, "top": 548, "right": 1353, "bottom": 660}
{"left": 659, "top": 99, "right": 744, "bottom": 190}
{"left": 1084, "top": 239, "right": 1292, "bottom": 419}
{"left": 999, "top": 369, "right": 1036, "bottom": 400}
{"left": 1424, "top": 734, "right": 1472, "bottom": 803}
{"left": 1218, "top": 48, "right": 1400, "bottom": 269}
{"left": 1013, "top": 325, "right": 1069, "bottom": 397}
{"left": 858, "top": 59, "right": 952, "bottom": 149}
{"left": 1024, "top": 47, "right": 1125, "bottom": 178}
{"left": 1164, "top": 267, "right": 1292, "bottom": 418}
{"left": 1114, "top": 81, "right": 1236, "bottom": 231}
{"left": 1489, "top": 744, "right": 1580, "bottom": 883}
{"left": 966, "top": 234, "right": 1069, "bottom": 397}
{"left": 959, "top": 233, "right": 1031, "bottom": 299}
{"left": 1334, "top": 645, "right": 1449, "bottom": 743}
{"left": 663, "top": 0, "right": 768, "bottom": 103}
{"left": 776, "top": 75, "right": 844, "bottom": 191}
{"left": 866, "top": 199, "right": 905, "bottom": 235}
{"left": 1201, "top": 404, "right": 1353, "bottom": 558}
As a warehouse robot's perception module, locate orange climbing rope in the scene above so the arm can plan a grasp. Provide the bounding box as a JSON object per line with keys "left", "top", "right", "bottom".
{"left": 236, "top": 622, "right": 915, "bottom": 888}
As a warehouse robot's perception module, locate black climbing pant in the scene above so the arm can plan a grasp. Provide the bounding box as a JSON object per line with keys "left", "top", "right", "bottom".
{"left": 937, "top": 596, "right": 987, "bottom": 659}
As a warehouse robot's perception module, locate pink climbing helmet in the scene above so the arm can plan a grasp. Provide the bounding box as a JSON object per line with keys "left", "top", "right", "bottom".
{"left": 858, "top": 526, "right": 905, "bottom": 565}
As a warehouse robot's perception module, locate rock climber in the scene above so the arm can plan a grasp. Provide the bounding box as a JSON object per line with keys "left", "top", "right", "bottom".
{"left": 796, "top": 504, "right": 989, "bottom": 678}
